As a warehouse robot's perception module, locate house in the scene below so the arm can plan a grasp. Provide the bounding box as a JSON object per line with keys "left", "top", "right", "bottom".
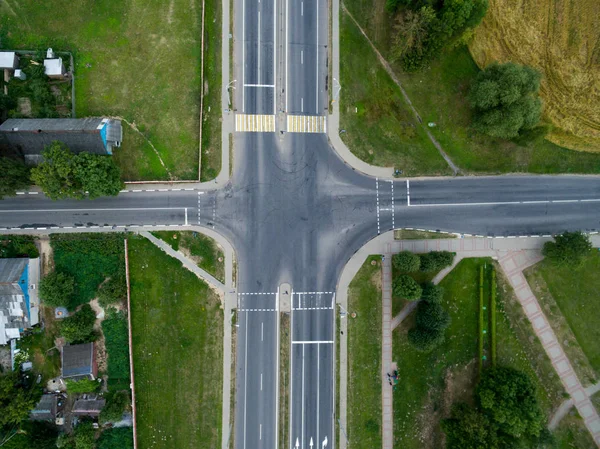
{"left": 0, "top": 258, "right": 40, "bottom": 345}
{"left": 0, "top": 118, "right": 123, "bottom": 162}
{"left": 30, "top": 394, "right": 58, "bottom": 422}
{"left": 72, "top": 397, "right": 105, "bottom": 417}
{"left": 0, "top": 52, "right": 19, "bottom": 70}
{"left": 43, "top": 57, "right": 67, "bottom": 79}
{"left": 61, "top": 343, "right": 97, "bottom": 381}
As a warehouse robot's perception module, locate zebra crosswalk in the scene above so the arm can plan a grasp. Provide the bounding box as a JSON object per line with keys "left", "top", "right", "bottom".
{"left": 235, "top": 114, "right": 276, "bottom": 132}
{"left": 287, "top": 115, "right": 327, "bottom": 133}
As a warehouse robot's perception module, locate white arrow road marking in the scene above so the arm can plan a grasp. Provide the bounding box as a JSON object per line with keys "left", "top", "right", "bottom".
{"left": 295, "top": 437, "right": 300, "bottom": 448}
{"left": 322, "top": 436, "right": 328, "bottom": 448}
{"left": 310, "top": 437, "right": 314, "bottom": 448}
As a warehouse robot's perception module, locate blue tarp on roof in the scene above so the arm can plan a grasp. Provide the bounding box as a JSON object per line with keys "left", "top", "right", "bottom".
{"left": 17, "top": 262, "right": 30, "bottom": 325}
{"left": 99, "top": 121, "right": 109, "bottom": 153}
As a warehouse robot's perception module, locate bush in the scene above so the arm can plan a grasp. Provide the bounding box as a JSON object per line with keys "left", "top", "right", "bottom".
{"left": 40, "top": 271, "right": 75, "bottom": 308}
{"left": 98, "top": 427, "right": 134, "bottom": 449}
{"left": 0, "top": 157, "right": 31, "bottom": 199}
{"left": 415, "top": 301, "right": 451, "bottom": 331}
{"left": 73, "top": 420, "right": 96, "bottom": 449}
{"left": 61, "top": 304, "right": 96, "bottom": 343}
{"left": 420, "top": 251, "right": 455, "bottom": 272}
{"left": 393, "top": 251, "right": 421, "bottom": 272}
{"left": 102, "top": 309, "right": 130, "bottom": 381}
{"left": 421, "top": 282, "right": 444, "bottom": 304}
{"left": 99, "top": 391, "right": 130, "bottom": 424}
{"left": 407, "top": 326, "right": 445, "bottom": 352}
{"left": 0, "top": 235, "right": 39, "bottom": 258}
{"left": 393, "top": 274, "right": 422, "bottom": 300}
{"left": 66, "top": 378, "right": 101, "bottom": 394}
{"left": 98, "top": 274, "right": 127, "bottom": 308}
{"left": 542, "top": 231, "right": 592, "bottom": 266}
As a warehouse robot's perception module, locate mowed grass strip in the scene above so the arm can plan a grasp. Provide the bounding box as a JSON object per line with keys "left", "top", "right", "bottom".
{"left": 347, "top": 256, "right": 382, "bottom": 448}
{"left": 1, "top": 0, "right": 204, "bottom": 181}
{"left": 151, "top": 231, "right": 225, "bottom": 283}
{"left": 525, "top": 252, "right": 600, "bottom": 378}
{"left": 394, "top": 229, "right": 456, "bottom": 240}
{"left": 129, "top": 238, "right": 223, "bottom": 449}
{"left": 393, "top": 258, "right": 563, "bottom": 448}
{"left": 341, "top": 0, "right": 600, "bottom": 175}
{"left": 339, "top": 11, "right": 452, "bottom": 176}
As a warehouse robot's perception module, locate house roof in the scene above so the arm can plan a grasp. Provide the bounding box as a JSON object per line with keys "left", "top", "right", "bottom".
{"left": 72, "top": 398, "right": 105, "bottom": 416}
{"left": 30, "top": 394, "right": 57, "bottom": 421}
{"left": 0, "top": 259, "right": 30, "bottom": 345}
{"left": 0, "top": 52, "right": 17, "bottom": 69}
{"left": 62, "top": 343, "right": 94, "bottom": 378}
{"left": 0, "top": 258, "right": 27, "bottom": 283}
{"left": 43, "top": 58, "right": 64, "bottom": 76}
{"left": 0, "top": 118, "right": 122, "bottom": 156}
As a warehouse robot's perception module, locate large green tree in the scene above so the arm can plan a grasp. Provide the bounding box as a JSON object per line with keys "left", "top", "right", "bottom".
{"left": 30, "top": 143, "right": 123, "bottom": 200}
{"left": 0, "top": 157, "right": 31, "bottom": 199}
{"left": 98, "top": 427, "right": 133, "bottom": 449}
{"left": 39, "top": 271, "right": 75, "bottom": 308}
{"left": 60, "top": 304, "right": 96, "bottom": 343}
{"left": 542, "top": 231, "right": 592, "bottom": 266}
{"left": 469, "top": 62, "right": 542, "bottom": 139}
{"left": 393, "top": 274, "right": 422, "bottom": 300}
{"left": 0, "top": 373, "right": 39, "bottom": 428}
{"left": 2, "top": 422, "right": 58, "bottom": 449}
{"left": 392, "top": 251, "right": 421, "bottom": 272}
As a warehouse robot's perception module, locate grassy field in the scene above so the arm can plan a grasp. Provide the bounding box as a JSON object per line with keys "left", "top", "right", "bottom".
{"left": 394, "top": 229, "right": 456, "bottom": 240}
{"left": 129, "top": 238, "right": 223, "bottom": 449}
{"left": 525, "top": 252, "right": 600, "bottom": 382}
{"left": 151, "top": 231, "right": 225, "bottom": 283}
{"left": 469, "top": 0, "right": 600, "bottom": 152}
{"left": 0, "top": 0, "right": 220, "bottom": 181}
{"left": 554, "top": 410, "right": 597, "bottom": 449}
{"left": 347, "top": 256, "right": 382, "bottom": 448}
{"left": 392, "top": 258, "right": 565, "bottom": 448}
{"left": 339, "top": 11, "right": 452, "bottom": 176}
{"left": 340, "top": 1, "right": 600, "bottom": 174}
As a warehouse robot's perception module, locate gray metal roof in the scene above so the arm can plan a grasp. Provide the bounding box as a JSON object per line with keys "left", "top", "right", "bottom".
{"left": 72, "top": 398, "right": 105, "bottom": 416}
{"left": 0, "top": 259, "right": 27, "bottom": 283}
{"left": 30, "top": 394, "right": 57, "bottom": 421}
{"left": 62, "top": 343, "right": 94, "bottom": 378}
{"left": 0, "top": 259, "right": 29, "bottom": 345}
{"left": 0, "top": 118, "right": 104, "bottom": 132}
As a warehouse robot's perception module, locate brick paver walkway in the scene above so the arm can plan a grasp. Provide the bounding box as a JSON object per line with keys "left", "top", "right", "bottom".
{"left": 381, "top": 247, "right": 394, "bottom": 449}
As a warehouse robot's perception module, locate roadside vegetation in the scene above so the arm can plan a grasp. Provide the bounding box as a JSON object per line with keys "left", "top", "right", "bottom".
{"left": 129, "top": 237, "right": 223, "bottom": 449}
{"left": 394, "top": 229, "right": 455, "bottom": 240}
{"left": 0, "top": 0, "right": 216, "bottom": 181}
{"left": 392, "top": 258, "right": 566, "bottom": 448}
{"left": 151, "top": 231, "right": 225, "bottom": 283}
{"left": 341, "top": 0, "right": 600, "bottom": 174}
{"left": 553, "top": 410, "right": 597, "bottom": 449}
{"left": 347, "top": 256, "right": 382, "bottom": 448}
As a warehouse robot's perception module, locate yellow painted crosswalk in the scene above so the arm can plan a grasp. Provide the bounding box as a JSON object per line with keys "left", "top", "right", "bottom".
{"left": 235, "top": 114, "right": 276, "bottom": 132}
{"left": 287, "top": 115, "right": 327, "bottom": 133}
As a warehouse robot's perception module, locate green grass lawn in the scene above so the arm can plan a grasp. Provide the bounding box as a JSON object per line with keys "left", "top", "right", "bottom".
{"left": 392, "top": 258, "right": 565, "bottom": 448}
{"left": 0, "top": 0, "right": 221, "bottom": 181}
{"left": 347, "top": 256, "right": 382, "bottom": 448}
{"left": 394, "top": 229, "right": 456, "bottom": 240}
{"left": 129, "top": 237, "right": 223, "bottom": 449}
{"left": 151, "top": 231, "right": 225, "bottom": 283}
{"left": 340, "top": 1, "right": 600, "bottom": 175}
{"left": 554, "top": 410, "right": 597, "bottom": 449}
{"left": 525, "top": 253, "right": 600, "bottom": 381}
{"left": 339, "top": 12, "right": 452, "bottom": 176}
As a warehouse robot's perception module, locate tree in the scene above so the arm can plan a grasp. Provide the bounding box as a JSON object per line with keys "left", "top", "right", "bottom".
{"left": 72, "top": 421, "right": 96, "bottom": 449}
{"left": 421, "top": 282, "right": 444, "bottom": 304}
{"left": 99, "top": 391, "right": 130, "bottom": 424}
{"left": 442, "top": 403, "right": 498, "bottom": 449}
{"left": 98, "top": 274, "right": 127, "bottom": 308}
{"left": 407, "top": 326, "right": 445, "bottom": 352}
{"left": 469, "top": 62, "right": 542, "bottom": 139}
{"left": 393, "top": 275, "right": 422, "bottom": 300}
{"left": 477, "top": 366, "right": 544, "bottom": 439}
{"left": 0, "top": 157, "right": 31, "bottom": 199}
{"left": 65, "top": 378, "right": 101, "bottom": 394}
{"left": 0, "top": 373, "right": 39, "bottom": 428}
{"left": 415, "top": 301, "right": 451, "bottom": 331}
{"left": 30, "top": 143, "right": 123, "bottom": 200}
{"left": 392, "top": 251, "right": 421, "bottom": 272}
{"left": 420, "top": 251, "right": 455, "bottom": 272}
{"left": 542, "top": 231, "right": 592, "bottom": 266}
{"left": 391, "top": 6, "right": 436, "bottom": 63}
{"left": 3, "top": 421, "right": 58, "bottom": 449}
{"left": 60, "top": 304, "right": 96, "bottom": 343}
{"left": 39, "top": 271, "right": 75, "bottom": 308}
{"left": 98, "top": 427, "right": 133, "bottom": 449}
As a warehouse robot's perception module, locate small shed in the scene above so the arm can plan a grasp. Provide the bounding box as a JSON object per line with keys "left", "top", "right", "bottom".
{"left": 61, "top": 343, "right": 97, "bottom": 381}
{"left": 44, "top": 57, "right": 66, "bottom": 79}
{"left": 72, "top": 397, "right": 106, "bottom": 417}
{"left": 0, "top": 52, "right": 19, "bottom": 70}
{"left": 30, "top": 394, "right": 58, "bottom": 422}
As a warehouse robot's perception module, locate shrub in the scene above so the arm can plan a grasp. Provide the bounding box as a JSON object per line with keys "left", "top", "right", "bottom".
{"left": 99, "top": 391, "right": 130, "bottom": 424}
{"left": 420, "top": 251, "right": 455, "bottom": 272}
{"left": 415, "top": 301, "right": 451, "bottom": 331}
{"left": 40, "top": 271, "right": 75, "bottom": 308}
{"left": 407, "top": 326, "right": 445, "bottom": 352}
{"left": 66, "top": 378, "right": 101, "bottom": 394}
{"left": 102, "top": 308, "right": 130, "bottom": 381}
{"left": 61, "top": 304, "right": 96, "bottom": 343}
{"left": 542, "top": 231, "right": 592, "bottom": 266}
{"left": 0, "top": 235, "right": 39, "bottom": 258}
{"left": 98, "top": 427, "right": 134, "bottom": 449}
{"left": 73, "top": 420, "right": 96, "bottom": 449}
{"left": 0, "top": 157, "right": 31, "bottom": 199}
{"left": 393, "top": 274, "right": 422, "bottom": 300}
{"left": 421, "top": 282, "right": 444, "bottom": 304}
{"left": 393, "top": 251, "right": 421, "bottom": 272}
{"left": 98, "top": 274, "right": 127, "bottom": 308}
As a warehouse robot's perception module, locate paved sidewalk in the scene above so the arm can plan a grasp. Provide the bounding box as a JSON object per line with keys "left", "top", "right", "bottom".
{"left": 381, "top": 250, "right": 394, "bottom": 449}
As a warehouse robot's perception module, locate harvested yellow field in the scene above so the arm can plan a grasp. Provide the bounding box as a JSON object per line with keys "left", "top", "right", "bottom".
{"left": 469, "top": 0, "right": 600, "bottom": 152}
